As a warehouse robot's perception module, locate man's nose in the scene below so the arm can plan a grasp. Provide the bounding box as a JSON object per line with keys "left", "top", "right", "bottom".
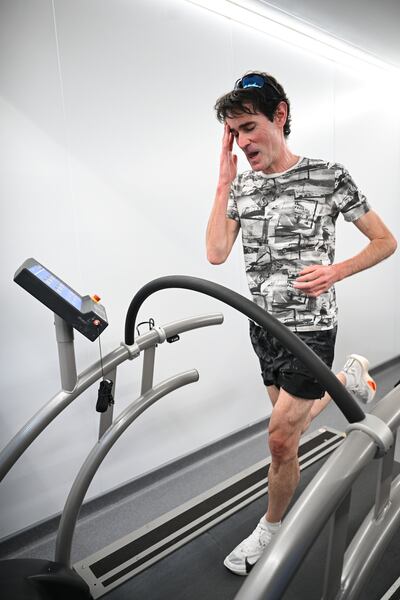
{"left": 237, "top": 133, "right": 249, "bottom": 149}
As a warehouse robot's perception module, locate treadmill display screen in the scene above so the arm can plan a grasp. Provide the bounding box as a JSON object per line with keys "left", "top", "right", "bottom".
{"left": 29, "top": 265, "right": 82, "bottom": 311}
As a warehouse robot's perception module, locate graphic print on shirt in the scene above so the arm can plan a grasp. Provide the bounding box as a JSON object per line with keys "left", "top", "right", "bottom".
{"left": 227, "top": 158, "right": 370, "bottom": 331}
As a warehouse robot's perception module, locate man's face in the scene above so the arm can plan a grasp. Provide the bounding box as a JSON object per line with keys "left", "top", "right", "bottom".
{"left": 225, "top": 108, "right": 284, "bottom": 174}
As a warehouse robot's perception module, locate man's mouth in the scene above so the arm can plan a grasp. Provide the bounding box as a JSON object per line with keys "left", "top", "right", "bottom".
{"left": 247, "top": 151, "right": 259, "bottom": 160}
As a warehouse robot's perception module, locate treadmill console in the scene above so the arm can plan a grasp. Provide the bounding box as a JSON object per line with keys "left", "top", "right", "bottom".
{"left": 14, "top": 258, "right": 108, "bottom": 341}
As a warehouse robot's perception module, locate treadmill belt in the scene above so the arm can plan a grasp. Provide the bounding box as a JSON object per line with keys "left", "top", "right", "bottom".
{"left": 76, "top": 429, "right": 344, "bottom": 598}
{"left": 103, "top": 449, "right": 400, "bottom": 600}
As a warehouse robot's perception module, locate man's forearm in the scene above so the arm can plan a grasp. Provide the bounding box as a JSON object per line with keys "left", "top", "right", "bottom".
{"left": 206, "top": 183, "right": 232, "bottom": 264}
{"left": 334, "top": 236, "right": 397, "bottom": 281}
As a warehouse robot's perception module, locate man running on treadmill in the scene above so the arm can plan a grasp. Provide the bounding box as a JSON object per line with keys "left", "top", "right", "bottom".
{"left": 206, "top": 71, "right": 397, "bottom": 575}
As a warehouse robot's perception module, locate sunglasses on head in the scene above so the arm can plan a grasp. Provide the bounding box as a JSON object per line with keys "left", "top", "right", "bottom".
{"left": 234, "top": 73, "right": 282, "bottom": 97}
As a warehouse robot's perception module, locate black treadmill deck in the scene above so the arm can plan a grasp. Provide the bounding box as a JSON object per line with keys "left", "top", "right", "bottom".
{"left": 75, "top": 428, "right": 345, "bottom": 598}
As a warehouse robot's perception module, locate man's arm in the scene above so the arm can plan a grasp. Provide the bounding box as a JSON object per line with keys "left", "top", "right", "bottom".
{"left": 206, "top": 124, "right": 240, "bottom": 265}
{"left": 293, "top": 210, "right": 397, "bottom": 297}
{"left": 206, "top": 187, "right": 240, "bottom": 264}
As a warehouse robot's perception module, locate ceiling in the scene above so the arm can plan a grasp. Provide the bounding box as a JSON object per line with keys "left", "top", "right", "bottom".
{"left": 259, "top": 0, "right": 400, "bottom": 68}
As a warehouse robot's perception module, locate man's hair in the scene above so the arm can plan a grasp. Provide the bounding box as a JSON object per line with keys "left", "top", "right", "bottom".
{"left": 214, "top": 71, "right": 291, "bottom": 137}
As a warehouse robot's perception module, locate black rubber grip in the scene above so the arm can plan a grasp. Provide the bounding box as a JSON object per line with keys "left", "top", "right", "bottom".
{"left": 124, "top": 276, "right": 365, "bottom": 423}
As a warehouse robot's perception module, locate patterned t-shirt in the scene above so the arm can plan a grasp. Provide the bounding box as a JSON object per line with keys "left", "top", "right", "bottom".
{"left": 227, "top": 157, "right": 370, "bottom": 331}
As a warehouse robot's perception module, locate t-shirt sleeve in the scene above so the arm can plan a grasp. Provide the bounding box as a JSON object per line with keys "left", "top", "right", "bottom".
{"left": 333, "top": 164, "right": 371, "bottom": 222}
{"left": 226, "top": 177, "right": 240, "bottom": 222}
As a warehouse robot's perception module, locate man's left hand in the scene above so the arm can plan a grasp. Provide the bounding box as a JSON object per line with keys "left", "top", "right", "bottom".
{"left": 293, "top": 265, "right": 339, "bottom": 297}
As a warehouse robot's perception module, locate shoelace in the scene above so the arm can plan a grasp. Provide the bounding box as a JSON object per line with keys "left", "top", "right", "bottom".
{"left": 242, "top": 525, "right": 268, "bottom": 552}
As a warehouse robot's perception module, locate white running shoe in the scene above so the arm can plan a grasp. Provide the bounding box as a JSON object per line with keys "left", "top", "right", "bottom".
{"left": 223, "top": 518, "right": 280, "bottom": 576}
{"left": 343, "top": 354, "right": 377, "bottom": 404}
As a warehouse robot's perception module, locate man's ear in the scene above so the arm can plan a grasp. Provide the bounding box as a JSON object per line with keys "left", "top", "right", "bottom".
{"left": 274, "top": 101, "right": 288, "bottom": 129}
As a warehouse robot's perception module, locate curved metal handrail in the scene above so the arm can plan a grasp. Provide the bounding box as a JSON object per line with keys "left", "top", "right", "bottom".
{"left": 234, "top": 383, "right": 400, "bottom": 600}
{"left": 0, "top": 345, "right": 129, "bottom": 483}
{"left": 125, "top": 275, "right": 365, "bottom": 423}
{"left": 55, "top": 370, "right": 199, "bottom": 566}
{"left": 0, "top": 313, "right": 222, "bottom": 483}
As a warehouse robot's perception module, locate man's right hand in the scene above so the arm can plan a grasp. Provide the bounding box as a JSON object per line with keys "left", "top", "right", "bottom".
{"left": 218, "top": 123, "right": 238, "bottom": 186}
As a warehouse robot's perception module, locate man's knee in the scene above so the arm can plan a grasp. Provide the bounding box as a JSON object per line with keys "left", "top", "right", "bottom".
{"left": 268, "top": 428, "right": 298, "bottom": 462}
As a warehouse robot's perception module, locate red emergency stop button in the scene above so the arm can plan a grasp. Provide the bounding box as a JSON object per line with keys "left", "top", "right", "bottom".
{"left": 92, "top": 294, "right": 101, "bottom": 303}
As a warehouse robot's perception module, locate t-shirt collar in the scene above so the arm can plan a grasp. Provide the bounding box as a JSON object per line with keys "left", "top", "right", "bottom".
{"left": 258, "top": 156, "right": 304, "bottom": 178}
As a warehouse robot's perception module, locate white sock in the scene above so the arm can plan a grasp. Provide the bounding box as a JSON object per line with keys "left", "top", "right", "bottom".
{"left": 261, "top": 516, "right": 281, "bottom": 532}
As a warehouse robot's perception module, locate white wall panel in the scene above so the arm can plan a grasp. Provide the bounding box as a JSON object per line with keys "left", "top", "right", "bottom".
{"left": 0, "top": 0, "right": 97, "bottom": 537}
{"left": 332, "top": 66, "right": 400, "bottom": 368}
{"left": 0, "top": 0, "right": 398, "bottom": 538}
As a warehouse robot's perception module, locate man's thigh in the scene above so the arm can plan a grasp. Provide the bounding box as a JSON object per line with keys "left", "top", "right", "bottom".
{"left": 267, "top": 385, "right": 280, "bottom": 406}
{"left": 269, "top": 387, "right": 314, "bottom": 444}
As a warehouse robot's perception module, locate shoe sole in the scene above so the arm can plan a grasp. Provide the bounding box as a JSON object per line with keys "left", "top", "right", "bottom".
{"left": 223, "top": 557, "right": 247, "bottom": 577}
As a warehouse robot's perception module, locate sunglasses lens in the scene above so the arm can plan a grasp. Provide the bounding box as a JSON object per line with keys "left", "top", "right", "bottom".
{"left": 234, "top": 74, "right": 281, "bottom": 97}
{"left": 240, "top": 74, "right": 266, "bottom": 89}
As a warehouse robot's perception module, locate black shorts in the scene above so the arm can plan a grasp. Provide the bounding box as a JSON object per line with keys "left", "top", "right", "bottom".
{"left": 249, "top": 322, "right": 337, "bottom": 400}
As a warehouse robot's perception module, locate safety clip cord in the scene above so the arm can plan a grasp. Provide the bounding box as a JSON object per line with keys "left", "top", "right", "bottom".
{"left": 136, "top": 317, "right": 167, "bottom": 345}
{"left": 136, "top": 318, "right": 155, "bottom": 337}
{"left": 96, "top": 326, "right": 114, "bottom": 413}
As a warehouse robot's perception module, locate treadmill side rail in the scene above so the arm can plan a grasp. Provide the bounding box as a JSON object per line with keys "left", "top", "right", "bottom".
{"left": 235, "top": 383, "right": 400, "bottom": 600}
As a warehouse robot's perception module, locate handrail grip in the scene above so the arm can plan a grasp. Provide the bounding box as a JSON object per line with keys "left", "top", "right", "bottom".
{"left": 130, "top": 313, "right": 224, "bottom": 353}
{"left": 124, "top": 276, "right": 365, "bottom": 423}
{"left": 161, "top": 313, "right": 224, "bottom": 338}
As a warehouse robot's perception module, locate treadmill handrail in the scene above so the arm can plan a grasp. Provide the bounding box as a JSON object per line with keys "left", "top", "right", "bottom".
{"left": 0, "top": 313, "right": 222, "bottom": 483}
{"left": 235, "top": 384, "right": 400, "bottom": 600}
{"left": 130, "top": 313, "right": 224, "bottom": 354}
{"left": 124, "top": 276, "right": 365, "bottom": 423}
{"left": 55, "top": 370, "right": 199, "bottom": 567}
{"left": 0, "top": 345, "right": 129, "bottom": 484}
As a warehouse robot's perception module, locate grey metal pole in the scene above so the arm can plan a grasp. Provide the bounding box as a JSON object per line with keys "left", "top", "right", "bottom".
{"left": 141, "top": 347, "right": 156, "bottom": 394}
{"left": 54, "top": 314, "right": 78, "bottom": 392}
{"left": 55, "top": 370, "right": 199, "bottom": 567}
{"left": 321, "top": 491, "right": 351, "bottom": 600}
{"left": 161, "top": 313, "right": 223, "bottom": 337}
{"left": 374, "top": 436, "right": 396, "bottom": 519}
{"left": 337, "top": 472, "right": 400, "bottom": 599}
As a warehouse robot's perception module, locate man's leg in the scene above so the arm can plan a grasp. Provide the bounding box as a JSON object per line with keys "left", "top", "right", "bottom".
{"left": 266, "top": 388, "right": 313, "bottom": 522}
{"left": 267, "top": 384, "right": 280, "bottom": 407}
{"left": 305, "top": 355, "right": 377, "bottom": 428}
{"left": 307, "top": 371, "right": 346, "bottom": 422}
{"left": 264, "top": 353, "right": 377, "bottom": 524}
{"left": 267, "top": 353, "right": 378, "bottom": 518}
{"left": 224, "top": 388, "right": 313, "bottom": 575}
{"left": 224, "top": 355, "right": 377, "bottom": 576}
